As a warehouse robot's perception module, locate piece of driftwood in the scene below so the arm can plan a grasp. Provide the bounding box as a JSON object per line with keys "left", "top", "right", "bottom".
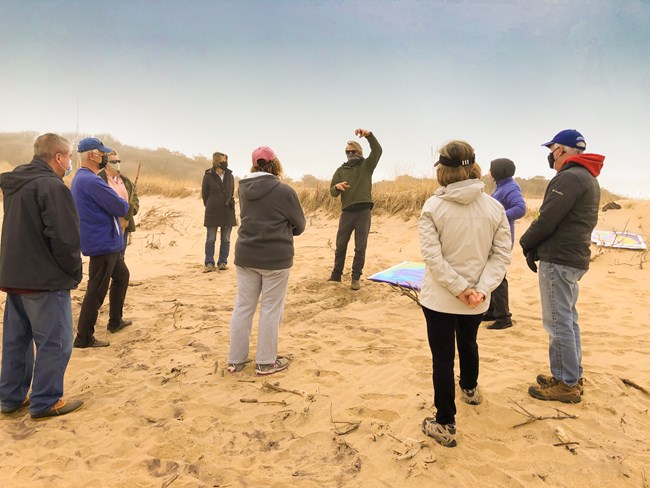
{"left": 262, "top": 381, "right": 315, "bottom": 401}
{"left": 329, "top": 404, "right": 361, "bottom": 435}
{"left": 240, "top": 398, "right": 288, "bottom": 406}
{"left": 621, "top": 378, "right": 650, "bottom": 396}
{"left": 509, "top": 399, "right": 577, "bottom": 428}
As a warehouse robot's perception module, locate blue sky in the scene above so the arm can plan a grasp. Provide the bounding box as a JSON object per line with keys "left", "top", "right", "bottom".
{"left": 1, "top": 0, "right": 648, "bottom": 196}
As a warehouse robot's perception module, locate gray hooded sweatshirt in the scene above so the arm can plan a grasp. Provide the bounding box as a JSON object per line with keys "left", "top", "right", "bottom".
{"left": 235, "top": 172, "right": 306, "bottom": 270}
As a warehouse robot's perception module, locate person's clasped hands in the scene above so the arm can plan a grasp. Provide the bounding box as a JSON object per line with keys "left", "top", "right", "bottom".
{"left": 457, "top": 288, "right": 485, "bottom": 308}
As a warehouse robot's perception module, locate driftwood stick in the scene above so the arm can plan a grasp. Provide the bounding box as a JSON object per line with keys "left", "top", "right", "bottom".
{"left": 240, "top": 398, "right": 288, "bottom": 406}
{"left": 621, "top": 378, "right": 650, "bottom": 396}
{"left": 262, "top": 381, "right": 315, "bottom": 401}
{"left": 509, "top": 399, "right": 578, "bottom": 428}
{"left": 329, "top": 404, "right": 361, "bottom": 435}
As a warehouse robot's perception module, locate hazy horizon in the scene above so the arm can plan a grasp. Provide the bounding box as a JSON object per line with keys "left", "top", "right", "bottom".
{"left": 1, "top": 1, "right": 648, "bottom": 197}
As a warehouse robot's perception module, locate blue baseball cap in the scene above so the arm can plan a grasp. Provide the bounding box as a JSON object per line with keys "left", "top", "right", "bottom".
{"left": 541, "top": 129, "right": 586, "bottom": 150}
{"left": 77, "top": 137, "right": 113, "bottom": 153}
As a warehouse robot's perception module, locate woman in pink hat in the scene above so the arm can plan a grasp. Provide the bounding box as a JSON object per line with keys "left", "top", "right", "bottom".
{"left": 226, "top": 147, "right": 306, "bottom": 376}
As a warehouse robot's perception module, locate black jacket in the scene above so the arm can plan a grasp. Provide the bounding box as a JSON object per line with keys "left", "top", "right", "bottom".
{"left": 520, "top": 154, "right": 604, "bottom": 270}
{"left": 202, "top": 167, "right": 237, "bottom": 228}
{"left": 0, "top": 159, "right": 82, "bottom": 290}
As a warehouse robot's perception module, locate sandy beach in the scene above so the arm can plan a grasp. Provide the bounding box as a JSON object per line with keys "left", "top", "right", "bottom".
{"left": 1, "top": 193, "right": 649, "bottom": 487}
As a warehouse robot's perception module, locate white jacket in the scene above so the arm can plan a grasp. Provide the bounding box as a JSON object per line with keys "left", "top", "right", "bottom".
{"left": 419, "top": 179, "right": 512, "bottom": 314}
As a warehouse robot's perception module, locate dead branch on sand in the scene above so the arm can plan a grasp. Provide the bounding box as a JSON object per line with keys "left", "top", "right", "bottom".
{"left": 509, "top": 399, "right": 577, "bottom": 428}
{"left": 386, "top": 433, "right": 425, "bottom": 461}
{"left": 240, "top": 398, "right": 288, "bottom": 406}
{"left": 621, "top": 378, "right": 650, "bottom": 396}
{"left": 329, "top": 404, "right": 361, "bottom": 435}
{"left": 261, "top": 381, "right": 315, "bottom": 401}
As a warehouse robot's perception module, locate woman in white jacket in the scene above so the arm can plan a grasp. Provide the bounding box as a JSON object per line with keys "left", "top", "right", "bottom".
{"left": 419, "top": 140, "right": 511, "bottom": 447}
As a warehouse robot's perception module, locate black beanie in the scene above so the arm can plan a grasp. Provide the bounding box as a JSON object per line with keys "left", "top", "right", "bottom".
{"left": 490, "top": 158, "right": 516, "bottom": 181}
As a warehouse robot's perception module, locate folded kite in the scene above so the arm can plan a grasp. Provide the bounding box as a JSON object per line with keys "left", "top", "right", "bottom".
{"left": 591, "top": 230, "right": 646, "bottom": 250}
{"left": 368, "top": 261, "right": 425, "bottom": 290}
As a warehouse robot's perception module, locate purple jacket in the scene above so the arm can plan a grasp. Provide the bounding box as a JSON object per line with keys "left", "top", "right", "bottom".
{"left": 491, "top": 177, "right": 526, "bottom": 248}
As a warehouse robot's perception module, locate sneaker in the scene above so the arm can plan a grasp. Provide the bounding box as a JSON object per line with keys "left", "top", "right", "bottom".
{"left": 421, "top": 417, "right": 457, "bottom": 448}
{"left": 217, "top": 263, "right": 228, "bottom": 271}
{"left": 528, "top": 381, "right": 581, "bottom": 404}
{"left": 31, "top": 398, "right": 84, "bottom": 420}
{"left": 461, "top": 386, "right": 481, "bottom": 405}
{"left": 204, "top": 264, "right": 216, "bottom": 273}
{"left": 536, "top": 374, "right": 584, "bottom": 395}
{"left": 350, "top": 279, "right": 361, "bottom": 290}
{"left": 226, "top": 363, "right": 246, "bottom": 373}
{"left": 256, "top": 357, "right": 290, "bottom": 376}
{"left": 327, "top": 274, "right": 341, "bottom": 282}
{"left": 486, "top": 321, "right": 513, "bottom": 330}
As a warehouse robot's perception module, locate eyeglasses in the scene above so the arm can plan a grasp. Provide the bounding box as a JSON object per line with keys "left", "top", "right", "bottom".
{"left": 109, "top": 160, "right": 121, "bottom": 164}
{"left": 345, "top": 150, "right": 358, "bottom": 155}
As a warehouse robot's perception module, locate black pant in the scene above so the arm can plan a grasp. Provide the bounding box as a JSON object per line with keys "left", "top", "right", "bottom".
{"left": 332, "top": 208, "right": 371, "bottom": 280}
{"left": 422, "top": 306, "right": 481, "bottom": 425}
{"left": 487, "top": 275, "right": 511, "bottom": 322}
{"left": 76, "top": 252, "right": 129, "bottom": 343}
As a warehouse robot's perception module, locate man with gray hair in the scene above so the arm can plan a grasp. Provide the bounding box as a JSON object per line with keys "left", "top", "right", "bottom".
{"left": 328, "top": 129, "right": 382, "bottom": 290}
{"left": 520, "top": 129, "right": 604, "bottom": 404}
{"left": 0, "top": 133, "right": 84, "bottom": 419}
{"left": 71, "top": 138, "right": 130, "bottom": 348}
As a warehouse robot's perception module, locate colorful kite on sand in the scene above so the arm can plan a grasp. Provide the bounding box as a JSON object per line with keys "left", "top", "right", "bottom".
{"left": 368, "top": 261, "right": 425, "bottom": 290}
{"left": 591, "top": 230, "right": 647, "bottom": 250}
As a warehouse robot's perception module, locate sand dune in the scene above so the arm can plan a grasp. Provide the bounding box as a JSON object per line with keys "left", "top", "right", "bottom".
{"left": 1, "top": 194, "right": 649, "bottom": 487}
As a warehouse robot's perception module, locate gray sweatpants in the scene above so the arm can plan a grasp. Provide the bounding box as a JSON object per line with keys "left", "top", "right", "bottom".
{"left": 227, "top": 266, "right": 291, "bottom": 365}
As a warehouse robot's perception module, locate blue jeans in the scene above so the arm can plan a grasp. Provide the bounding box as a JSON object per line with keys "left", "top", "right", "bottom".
{"left": 205, "top": 226, "right": 232, "bottom": 266}
{"left": 0, "top": 291, "right": 73, "bottom": 415}
{"left": 538, "top": 261, "right": 587, "bottom": 387}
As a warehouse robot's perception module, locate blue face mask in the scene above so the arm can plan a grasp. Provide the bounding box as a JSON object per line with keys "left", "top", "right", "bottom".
{"left": 57, "top": 156, "right": 73, "bottom": 177}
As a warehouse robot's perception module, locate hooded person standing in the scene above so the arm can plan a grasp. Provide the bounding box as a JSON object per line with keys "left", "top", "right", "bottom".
{"left": 226, "top": 147, "right": 305, "bottom": 376}
{"left": 482, "top": 158, "right": 526, "bottom": 330}
{"left": 328, "top": 129, "right": 382, "bottom": 290}
{"left": 0, "top": 133, "right": 84, "bottom": 419}
{"left": 419, "top": 140, "right": 511, "bottom": 447}
{"left": 201, "top": 152, "right": 237, "bottom": 271}
{"left": 521, "top": 129, "right": 604, "bottom": 404}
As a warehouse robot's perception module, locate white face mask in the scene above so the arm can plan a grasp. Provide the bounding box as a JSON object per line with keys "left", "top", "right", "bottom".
{"left": 107, "top": 162, "right": 121, "bottom": 172}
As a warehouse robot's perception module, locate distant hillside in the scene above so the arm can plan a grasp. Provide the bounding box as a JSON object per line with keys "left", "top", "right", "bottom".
{"left": 0, "top": 131, "right": 211, "bottom": 182}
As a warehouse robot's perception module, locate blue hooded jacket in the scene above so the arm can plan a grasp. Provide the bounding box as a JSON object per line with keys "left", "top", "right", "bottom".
{"left": 71, "top": 167, "right": 129, "bottom": 256}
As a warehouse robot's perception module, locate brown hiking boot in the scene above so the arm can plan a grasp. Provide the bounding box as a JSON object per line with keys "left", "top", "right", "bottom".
{"left": 536, "top": 374, "right": 584, "bottom": 395}
{"left": 528, "top": 381, "right": 581, "bottom": 404}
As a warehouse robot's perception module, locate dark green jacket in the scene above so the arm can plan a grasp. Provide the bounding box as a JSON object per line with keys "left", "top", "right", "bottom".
{"left": 98, "top": 170, "right": 139, "bottom": 233}
{"left": 329, "top": 133, "right": 382, "bottom": 210}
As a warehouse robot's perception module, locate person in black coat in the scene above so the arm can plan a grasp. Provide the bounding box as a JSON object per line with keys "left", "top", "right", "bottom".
{"left": 202, "top": 152, "right": 237, "bottom": 271}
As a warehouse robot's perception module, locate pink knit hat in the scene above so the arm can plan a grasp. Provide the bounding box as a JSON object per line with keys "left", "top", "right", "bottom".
{"left": 251, "top": 146, "right": 277, "bottom": 167}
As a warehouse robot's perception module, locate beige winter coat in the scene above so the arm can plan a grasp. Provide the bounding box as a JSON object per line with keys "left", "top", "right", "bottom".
{"left": 419, "top": 179, "right": 512, "bottom": 314}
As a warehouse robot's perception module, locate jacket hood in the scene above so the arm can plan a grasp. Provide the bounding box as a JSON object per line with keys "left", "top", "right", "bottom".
{"left": 0, "top": 159, "right": 59, "bottom": 197}
{"left": 239, "top": 172, "right": 281, "bottom": 201}
{"left": 435, "top": 178, "right": 485, "bottom": 205}
{"left": 563, "top": 153, "right": 604, "bottom": 177}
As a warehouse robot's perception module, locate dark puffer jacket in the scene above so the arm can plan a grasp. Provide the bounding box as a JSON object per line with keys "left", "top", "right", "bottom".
{"left": 202, "top": 167, "right": 237, "bottom": 228}
{"left": 520, "top": 154, "right": 604, "bottom": 270}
